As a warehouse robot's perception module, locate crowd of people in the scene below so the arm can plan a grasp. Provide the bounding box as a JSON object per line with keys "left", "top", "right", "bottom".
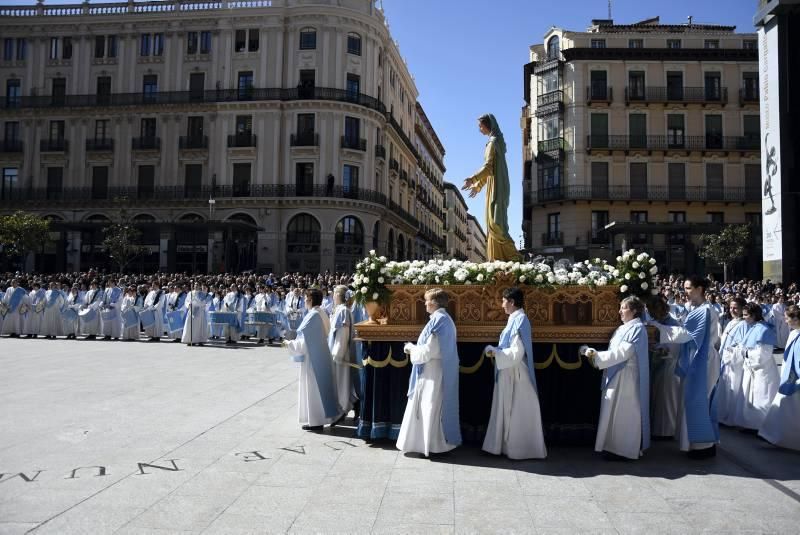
{"left": 1, "top": 269, "right": 798, "bottom": 456}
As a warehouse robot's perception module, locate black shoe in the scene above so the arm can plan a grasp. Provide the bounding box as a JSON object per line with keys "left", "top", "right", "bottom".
{"left": 687, "top": 445, "right": 716, "bottom": 459}
{"left": 9, "top": 333, "right": 18, "bottom": 338}
{"left": 148, "top": 337, "right": 160, "bottom": 342}
{"left": 602, "top": 451, "right": 631, "bottom": 462}
{"left": 225, "top": 340, "right": 237, "bottom": 345}
{"left": 25, "top": 334, "right": 33, "bottom": 338}
{"left": 85, "top": 335, "right": 96, "bottom": 340}
{"left": 172, "top": 339, "right": 181, "bottom": 343}
{"left": 32, "top": 334, "right": 38, "bottom": 338}
{"left": 197, "top": 343, "right": 204, "bottom": 347}
{"left": 103, "top": 336, "right": 112, "bottom": 341}
{"left": 258, "top": 339, "right": 265, "bottom": 344}
{"left": 302, "top": 425, "right": 324, "bottom": 432}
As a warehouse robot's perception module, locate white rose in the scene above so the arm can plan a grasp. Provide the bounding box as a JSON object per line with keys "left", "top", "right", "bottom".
{"left": 369, "top": 249, "right": 376, "bottom": 255}
{"left": 651, "top": 288, "right": 659, "bottom": 295}
{"left": 650, "top": 266, "right": 658, "bottom": 274}
{"left": 380, "top": 256, "right": 387, "bottom": 262}
{"left": 377, "top": 277, "right": 385, "bottom": 284}
{"left": 535, "top": 274, "right": 543, "bottom": 283}
{"left": 649, "top": 258, "right": 656, "bottom": 265}
{"left": 519, "top": 275, "right": 527, "bottom": 283}
{"left": 632, "top": 261, "right": 640, "bottom": 269}
{"left": 616, "top": 256, "right": 623, "bottom": 262}
{"left": 578, "top": 277, "right": 588, "bottom": 285}
{"left": 477, "top": 274, "right": 484, "bottom": 282}
{"left": 620, "top": 285, "right": 628, "bottom": 293}
{"left": 372, "top": 292, "right": 379, "bottom": 300}
{"left": 361, "top": 287, "right": 368, "bottom": 294}
{"left": 597, "top": 277, "right": 608, "bottom": 286}
{"left": 641, "top": 282, "right": 648, "bottom": 290}
{"left": 613, "top": 269, "right": 620, "bottom": 277}
{"left": 363, "top": 278, "right": 370, "bottom": 284}
{"left": 547, "top": 274, "right": 556, "bottom": 283}
{"left": 639, "top": 272, "right": 646, "bottom": 279}
{"left": 624, "top": 273, "right": 631, "bottom": 280}
{"left": 370, "top": 263, "right": 376, "bottom": 270}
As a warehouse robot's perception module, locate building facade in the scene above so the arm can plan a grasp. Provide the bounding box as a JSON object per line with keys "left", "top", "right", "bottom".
{"left": 0, "top": 0, "right": 446, "bottom": 274}
{"left": 466, "top": 213, "right": 487, "bottom": 263}
{"left": 522, "top": 17, "right": 762, "bottom": 277}
{"left": 443, "top": 182, "right": 468, "bottom": 260}
{"left": 413, "top": 102, "right": 446, "bottom": 260}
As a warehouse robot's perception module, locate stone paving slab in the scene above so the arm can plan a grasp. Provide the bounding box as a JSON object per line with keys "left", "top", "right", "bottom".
{"left": 0, "top": 338, "right": 798, "bottom": 534}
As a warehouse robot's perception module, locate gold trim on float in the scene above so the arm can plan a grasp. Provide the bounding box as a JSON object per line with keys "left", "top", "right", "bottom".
{"left": 361, "top": 347, "right": 409, "bottom": 368}
{"left": 459, "top": 350, "right": 489, "bottom": 374}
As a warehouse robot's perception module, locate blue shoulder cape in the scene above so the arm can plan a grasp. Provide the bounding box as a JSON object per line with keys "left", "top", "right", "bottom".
{"left": 497, "top": 310, "right": 537, "bottom": 391}
{"left": 296, "top": 309, "right": 340, "bottom": 419}
{"left": 328, "top": 304, "right": 356, "bottom": 364}
{"left": 779, "top": 332, "right": 800, "bottom": 396}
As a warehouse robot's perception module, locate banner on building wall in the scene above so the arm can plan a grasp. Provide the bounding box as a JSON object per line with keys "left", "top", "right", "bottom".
{"left": 760, "top": 18, "right": 783, "bottom": 282}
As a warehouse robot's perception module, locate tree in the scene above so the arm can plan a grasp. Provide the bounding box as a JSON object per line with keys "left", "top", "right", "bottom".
{"left": 698, "top": 224, "right": 751, "bottom": 283}
{"left": 102, "top": 213, "right": 148, "bottom": 273}
{"left": 0, "top": 211, "right": 51, "bottom": 270}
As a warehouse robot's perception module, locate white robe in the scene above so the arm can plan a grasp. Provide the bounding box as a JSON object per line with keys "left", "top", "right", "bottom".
{"left": 249, "top": 294, "right": 271, "bottom": 340}
{"left": 328, "top": 304, "right": 356, "bottom": 415}
{"left": 733, "top": 343, "right": 779, "bottom": 429}
{"left": 657, "top": 307, "right": 721, "bottom": 451}
{"left": 771, "top": 303, "right": 790, "bottom": 348}
{"left": 482, "top": 329, "right": 547, "bottom": 460}
{"left": 119, "top": 295, "right": 140, "bottom": 341}
{"left": 181, "top": 291, "right": 210, "bottom": 344}
{"left": 41, "top": 292, "right": 65, "bottom": 337}
{"left": 718, "top": 318, "right": 745, "bottom": 425}
{"left": 80, "top": 289, "right": 102, "bottom": 336}
{"left": 759, "top": 330, "right": 800, "bottom": 450}
{"left": 1, "top": 289, "right": 29, "bottom": 335}
{"left": 23, "top": 290, "right": 45, "bottom": 335}
{"left": 100, "top": 288, "right": 123, "bottom": 338}
{"left": 397, "top": 330, "right": 456, "bottom": 456}
{"left": 221, "top": 292, "right": 244, "bottom": 341}
{"left": 142, "top": 290, "right": 165, "bottom": 338}
{"left": 287, "top": 307, "right": 335, "bottom": 427}
{"left": 592, "top": 320, "right": 644, "bottom": 459}
{"left": 62, "top": 293, "right": 82, "bottom": 336}
{"left": 651, "top": 342, "right": 681, "bottom": 437}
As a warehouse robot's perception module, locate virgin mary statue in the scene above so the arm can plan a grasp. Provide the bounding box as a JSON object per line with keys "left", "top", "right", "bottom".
{"left": 462, "top": 114, "right": 520, "bottom": 262}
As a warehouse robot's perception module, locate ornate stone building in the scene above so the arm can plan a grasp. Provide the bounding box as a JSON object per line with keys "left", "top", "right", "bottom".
{"left": 0, "top": 0, "right": 447, "bottom": 274}
{"left": 466, "top": 213, "right": 486, "bottom": 263}
{"left": 443, "top": 182, "right": 468, "bottom": 260}
{"left": 522, "top": 17, "right": 762, "bottom": 277}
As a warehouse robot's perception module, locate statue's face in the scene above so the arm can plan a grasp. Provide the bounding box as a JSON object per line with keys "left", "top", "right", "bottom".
{"left": 478, "top": 121, "right": 490, "bottom": 135}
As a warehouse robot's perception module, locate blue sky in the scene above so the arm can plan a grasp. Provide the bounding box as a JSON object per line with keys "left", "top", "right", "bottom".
{"left": 30, "top": 0, "right": 758, "bottom": 246}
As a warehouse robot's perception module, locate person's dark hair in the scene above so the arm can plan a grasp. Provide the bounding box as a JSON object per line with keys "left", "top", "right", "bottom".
{"left": 730, "top": 296, "right": 747, "bottom": 309}
{"left": 305, "top": 288, "right": 323, "bottom": 307}
{"left": 786, "top": 304, "right": 800, "bottom": 322}
{"left": 647, "top": 296, "right": 670, "bottom": 321}
{"left": 478, "top": 114, "right": 492, "bottom": 131}
{"left": 502, "top": 287, "right": 524, "bottom": 309}
{"left": 744, "top": 302, "right": 764, "bottom": 322}
{"left": 686, "top": 275, "right": 709, "bottom": 292}
{"left": 424, "top": 288, "right": 449, "bottom": 309}
{"left": 621, "top": 295, "right": 645, "bottom": 319}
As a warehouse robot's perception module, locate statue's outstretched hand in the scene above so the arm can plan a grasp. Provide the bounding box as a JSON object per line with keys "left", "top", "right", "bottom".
{"left": 467, "top": 187, "right": 480, "bottom": 198}
{"left": 461, "top": 178, "right": 473, "bottom": 191}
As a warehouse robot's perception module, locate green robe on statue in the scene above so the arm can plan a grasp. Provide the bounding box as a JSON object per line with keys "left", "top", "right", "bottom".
{"left": 466, "top": 114, "right": 520, "bottom": 262}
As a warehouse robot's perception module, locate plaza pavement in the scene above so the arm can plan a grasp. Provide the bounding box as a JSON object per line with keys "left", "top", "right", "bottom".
{"left": 0, "top": 338, "right": 799, "bottom": 535}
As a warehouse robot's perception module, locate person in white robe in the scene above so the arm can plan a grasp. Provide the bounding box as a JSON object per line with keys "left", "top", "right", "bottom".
{"left": 285, "top": 288, "right": 342, "bottom": 430}
{"left": 79, "top": 281, "right": 103, "bottom": 340}
{"left": 729, "top": 302, "right": 779, "bottom": 430}
{"left": 142, "top": 282, "right": 166, "bottom": 341}
{"left": 222, "top": 284, "right": 244, "bottom": 344}
{"left": 397, "top": 288, "right": 461, "bottom": 457}
{"left": 41, "top": 282, "right": 65, "bottom": 339}
{"left": 182, "top": 283, "right": 210, "bottom": 346}
{"left": 164, "top": 285, "right": 186, "bottom": 342}
{"left": 771, "top": 296, "right": 790, "bottom": 349}
{"left": 286, "top": 287, "right": 306, "bottom": 333}
{"left": 321, "top": 288, "right": 334, "bottom": 317}
{"left": 119, "top": 287, "right": 140, "bottom": 341}
{"left": 249, "top": 284, "right": 271, "bottom": 344}
{"left": 759, "top": 305, "right": 800, "bottom": 450}
{"left": 583, "top": 295, "right": 650, "bottom": 460}
{"left": 209, "top": 290, "right": 225, "bottom": 340}
{"left": 482, "top": 287, "right": 547, "bottom": 460}
{"left": 1, "top": 280, "right": 30, "bottom": 337}
{"left": 100, "top": 279, "right": 123, "bottom": 341}
{"left": 240, "top": 287, "right": 256, "bottom": 341}
{"left": 328, "top": 285, "right": 358, "bottom": 418}
{"left": 717, "top": 297, "right": 747, "bottom": 425}
{"left": 62, "top": 285, "right": 82, "bottom": 339}
{"left": 650, "top": 276, "right": 721, "bottom": 458}
{"left": 23, "top": 283, "right": 46, "bottom": 338}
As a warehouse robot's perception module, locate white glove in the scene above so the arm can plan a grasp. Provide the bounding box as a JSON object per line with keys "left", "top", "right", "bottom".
{"left": 403, "top": 342, "right": 415, "bottom": 355}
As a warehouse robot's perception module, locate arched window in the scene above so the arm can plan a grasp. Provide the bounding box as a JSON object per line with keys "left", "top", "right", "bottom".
{"left": 547, "top": 36, "right": 560, "bottom": 60}
{"left": 286, "top": 213, "right": 321, "bottom": 273}
{"left": 335, "top": 216, "right": 364, "bottom": 272}
{"left": 387, "top": 229, "right": 395, "bottom": 259}
{"left": 226, "top": 213, "right": 258, "bottom": 273}
{"left": 299, "top": 27, "right": 316, "bottom": 50}
{"left": 407, "top": 237, "right": 413, "bottom": 260}
{"left": 372, "top": 221, "right": 380, "bottom": 252}
{"left": 176, "top": 214, "right": 208, "bottom": 274}
{"left": 397, "top": 233, "right": 405, "bottom": 261}
{"left": 347, "top": 32, "right": 362, "bottom": 56}
{"left": 81, "top": 214, "right": 112, "bottom": 272}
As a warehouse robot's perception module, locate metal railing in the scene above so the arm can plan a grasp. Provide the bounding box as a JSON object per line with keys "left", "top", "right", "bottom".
{"left": 178, "top": 135, "right": 208, "bottom": 149}
{"left": 85, "top": 138, "right": 114, "bottom": 151}
{"left": 227, "top": 134, "right": 257, "bottom": 148}
{"left": 537, "top": 90, "right": 563, "bottom": 107}
{"left": 340, "top": 136, "right": 366, "bottom": 151}
{"left": 0, "top": 139, "right": 23, "bottom": 152}
{"left": 131, "top": 136, "right": 160, "bottom": 150}
{"left": 40, "top": 139, "right": 68, "bottom": 152}
{"left": 538, "top": 137, "right": 565, "bottom": 153}
{"left": 375, "top": 144, "right": 386, "bottom": 159}
{"left": 535, "top": 185, "right": 760, "bottom": 203}
{"left": 586, "top": 134, "right": 760, "bottom": 152}
{"left": 624, "top": 86, "right": 728, "bottom": 104}
{"left": 739, "top": 88, "right": 759, "bottom": 105}
{"left": 541, "top": 232, "right": 564, "bottom": 246}
{"left": 586, "top": 86, "right": 613, "bottom": 102}
{"left": 289, "top": 132, "right": 318, "bottom": 147}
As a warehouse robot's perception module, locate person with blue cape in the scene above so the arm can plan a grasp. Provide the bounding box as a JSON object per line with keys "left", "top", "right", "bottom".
{"left": 119, "top": 286, "right": 140, "bottom": 341}
{"left": 222, "top": 283, "right": 245, "bottom": 345}
{"left": 583, "top": 295, "right": 650, "bottom": 460}
{"left": 650, "top": 276, "right": 721, "bottom": 458}
{"left": 482, "top": 287, "right": 546, "bottom": 460}
{"left": 23, "top": 282, "right": 46, "bottom": 338}
{"left": 41, "top": 281, "right": 66, "bottom": 339}
{"left": 285, "top": 288, "right": 342, "bottom": 431}
{"left": 717, "top": 297, "right": 747, "bottom": 426}
{"left": 182, "top": 282, "right": 210, "bottom": 346}
{"left": 461, "top": 113, "right": 520, "bottom": 262}
{"left": 646, "top": 297, "right": 682, "bottom": 439}
{"left": 62, "top": 284, "right": 82, "bottom": 340}
{"left": 1, "top": 279, "right": 30, "bottom": 337}
{"left": 142, "top": 281, "right": 166, "bottom": 342}
{"left": 80, "top": 280, "right": 104, "bottom": 340}
{"left": 397, "top": 288, "right": 461, "bottom": 456}
{"left": 328, "top": 285, "right": 358, "bottom": 417}
{"left": 759, "top": 304, "right": 800, "bottom": 450}
{"left": 100, "top": 278, "right": 123, "bottom": 341}
{"left": 728, "top": 302, "right": 779, "bottom": 430}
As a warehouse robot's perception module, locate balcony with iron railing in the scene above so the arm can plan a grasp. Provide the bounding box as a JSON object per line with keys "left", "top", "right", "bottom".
{"left": 40, "top": 139, "right": 68, "bottom": 152}
{"left": 541, "top": 232, "right": 564, "bottom": 246}
{"left": 85, "top": 138, "right": 114, "bottom": 152}
{"left": 588, "top": 230, "right": 611, "bottom": 245}
{"left": 389, "top": 158, "right": 400, "bottom": 173}
{"left": 227, "top": 133, "right": 257, "bottom": 148}
{"left": 740, "top": 87, "right": 760, "bottom": 105}
{"left": 586, "top": 134, "right": 760, "bottom": 152}
{"left": 0, "top": 139, "right": 23, "bottom": 153}
{"left": 624, "top": 86, "right": 728, "bottom": 105}
{"left": 179, "top": 135, "right": 208, "bottom": 149}
{"left": 535, "top": 185, "right": 761, "bottom": 204}
{"left": 290, "top": 132, "right": 318, "bottom": 147}
{"left": 537, "top": 137, "right": 565, "bottom": 154}
{"left": 537, "top": 90, "right": 563, "bottom": 107}
{"left": 586, "top": 86, "right": 613, "bottom": 104}
{"left": 375, "top": 144, "right": 386, "bottom": 159}
{"left": 341, "top": 136, "right": 367, "bottom": 151}
{"left": 131, "top": 136, "right": 160, "bottom": 150}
